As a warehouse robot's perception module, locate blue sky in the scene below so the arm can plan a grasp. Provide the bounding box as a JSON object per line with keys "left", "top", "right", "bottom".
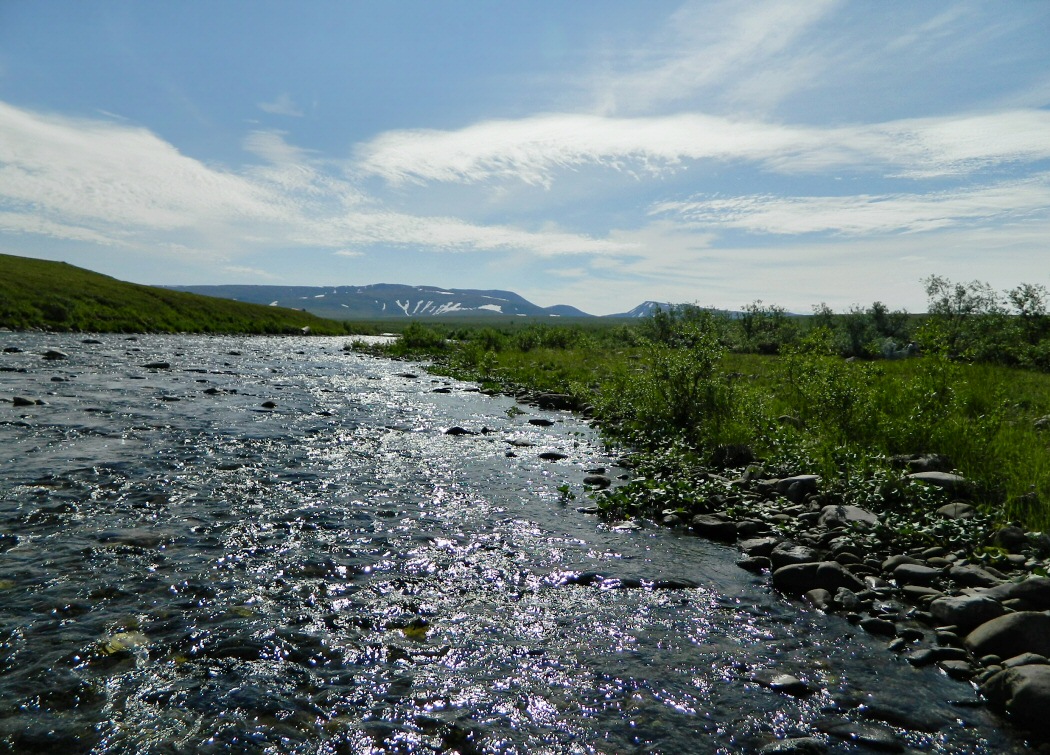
{"left": 1, "top": 1, "right": 1049, "bottom": 315}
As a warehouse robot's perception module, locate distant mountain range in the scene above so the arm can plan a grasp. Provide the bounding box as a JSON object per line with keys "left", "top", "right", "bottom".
{"left": 168, "top": 283, "right": 673, "bottom": 320}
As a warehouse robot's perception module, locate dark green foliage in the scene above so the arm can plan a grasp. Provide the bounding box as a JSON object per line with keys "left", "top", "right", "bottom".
{"left": 0, "top": 253, "right": 350, "bottom": 335}
{"left": 739, "top": 300, "right": 797, "bottom": 354}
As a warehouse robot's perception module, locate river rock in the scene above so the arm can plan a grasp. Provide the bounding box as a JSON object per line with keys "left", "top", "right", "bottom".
{"left": 860, "top": 617, "right": 897, "bottom": 637}
{"left": 936, "top": 502, "right": 976, "bottom": 519}
{"left": 691, "top": 514, "right": 737, "bottom": 541}
{"left": 814, "top": 718, "right": 903, "bottom": 752}
{"left": 965, "top": 611, "right": 1050, "bottom": 659}
{"left": 538, "top": 451, "right": 568, "bottom": 461}
{"left": 906, "top": 471, "right": 969, "bottom": 495}
{"left": 947, "top": 564, "right": 1002, "bottom": 588}
{"left": 582, "top": 475, "right": 611, "bottom": 489}
{"left": 758, "top": 738, "right": 826, "bottom": 755}
{"left": 42, "top": 349, "right": 68, "bottom": 360}
{"left": 11, "top": 396, "right": 36, "bottom": 407}
{"left": 739, "top": 536, "right": 779, "bottom": 557}
{"left": 445, "top": 426, "right": 476, "bottom": 436}
{"left": 893, "top": 563, "right": 942, "bottom": 586}
{"left": 983, "top": 577, "right": 1050, "bottom": 610}
{"left": 775, "top": 474, "right": 820, "bottom": 503}
{"left": 804, "top": 588, "right": 833, "bottom": 610}
{"left": 751, "top": 669, "right": 813, "bottom": 697}
{"left": 818, "top": 504, "right": 878, "bottom": 529}
{"left": 532, "top": 392, "right": 575, "bottom": 410}
{"left": 528, "top": 418, "right": 555, "bottom": 427}
{"left": 929, "top": 595, "right": 1006, "bottom": 630}
{"left": 772, "top": 561, "right": 865, "bottom": 595}
{"left": 994, "top": 525, "right": 1028, "bottom": 553}
{"left": 882, "top": 554, "right": 922, "bottom": 571}
{"left": 980, "top": 664, "right": 1050, "bottom": 729}
{"left": 769, "top": 542, "right": 820, "bottom": 569}
{"left": 1002, "top": 652, "right": 1049, "bottom": 668}
{"left": 141, "top": 361, "right": 170, "bottom": 369}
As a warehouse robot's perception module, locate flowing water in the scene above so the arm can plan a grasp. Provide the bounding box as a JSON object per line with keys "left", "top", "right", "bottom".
{"left": 0, "top": 334, "right": 1031, "bottom": 753}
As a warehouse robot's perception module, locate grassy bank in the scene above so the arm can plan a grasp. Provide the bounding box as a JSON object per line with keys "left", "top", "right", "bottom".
{"left": 354, "top": 315, "right": 1050, "bottom": 540}
{"left": 0, "top": 253, "right": 353, "bottom": 335}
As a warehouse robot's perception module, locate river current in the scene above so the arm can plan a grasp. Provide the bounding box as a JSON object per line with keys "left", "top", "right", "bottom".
{"left": 0, "top": 334, "right": 1030, "bottom": 753}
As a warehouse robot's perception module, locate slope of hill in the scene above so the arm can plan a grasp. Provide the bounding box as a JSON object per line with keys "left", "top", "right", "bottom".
{"left": 0, "top": 254, "right": 349, "bottom": 334}
{"left": 169, "top": 283, "right": 593, "bottom": 320}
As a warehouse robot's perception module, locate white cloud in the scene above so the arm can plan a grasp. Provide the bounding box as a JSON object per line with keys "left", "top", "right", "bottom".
{"left": 356, "top": 110, "right": 1050, "bottom": 186}
{"left": 257, "top": 93, "right": 304, "bottom": 117}
{"left": 594, "top": 0, "right": 841, "bottom": 114}
{"left": 0, "top": 100, "right": 627, "bottom": 262}
{"left": 651, "top": 176, "right": 1050, "bottom": 236}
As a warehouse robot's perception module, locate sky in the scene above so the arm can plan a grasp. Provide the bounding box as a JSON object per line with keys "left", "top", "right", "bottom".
{"left": 1, "top": 1, "right": 1049, "bottom": 315}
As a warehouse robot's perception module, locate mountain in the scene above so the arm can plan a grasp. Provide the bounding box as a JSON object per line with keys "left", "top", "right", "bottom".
{"left": 168, "top": 283, "right": 593, "bottom": 320}
{"left": 607, "top": 301, "right": 676, "bottom": 318}
{"left": 0, "top": 253, "right": 348, "bottom": 334}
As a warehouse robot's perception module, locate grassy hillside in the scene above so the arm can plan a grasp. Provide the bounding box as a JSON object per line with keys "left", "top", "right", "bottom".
{"left": 0, "top": 253, "right": 350, "bottom": 335}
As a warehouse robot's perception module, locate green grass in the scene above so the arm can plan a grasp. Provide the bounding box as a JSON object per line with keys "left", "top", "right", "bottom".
{"left": 357, "top": 319, "right": 1050, "bottom": 533}
{"left": 0, "top": 253, "right": 352, "bottom": 335}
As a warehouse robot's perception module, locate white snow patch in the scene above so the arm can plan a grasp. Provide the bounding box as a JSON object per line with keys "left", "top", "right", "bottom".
{"left": 395, "top": 299, "right": 411, "bottom": 316}
{"left": 269, "top": 301, "right": 279, "bottom": 307}
{"left": 478, "top": 304, "right": 503, "bottom": 313}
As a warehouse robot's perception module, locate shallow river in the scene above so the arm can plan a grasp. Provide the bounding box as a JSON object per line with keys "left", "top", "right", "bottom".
{"left": 0, "top": 334, "right": 1032, "bottom": 753}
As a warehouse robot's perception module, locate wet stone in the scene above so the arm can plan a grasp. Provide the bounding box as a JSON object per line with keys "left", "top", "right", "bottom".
{"left": 814, "top": 718, "right": 904, "bottom": 752}
{"left": 750, "top": 669, "right": 814, "bottom": 697}
{"left": 758, "top": 737, "right": 827, "bottom": 754}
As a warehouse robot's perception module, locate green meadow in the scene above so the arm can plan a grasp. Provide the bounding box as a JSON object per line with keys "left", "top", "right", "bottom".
{"left": 0, "top": 253, "right": 353, "bottom": 335}
{"left": 359, "top": 280, "right": 1050, "bottom": 538}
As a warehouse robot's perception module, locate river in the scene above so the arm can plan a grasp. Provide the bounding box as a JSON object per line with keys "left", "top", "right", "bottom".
{"left": 0, "top": 334, "right": 1031, "bottom": 753}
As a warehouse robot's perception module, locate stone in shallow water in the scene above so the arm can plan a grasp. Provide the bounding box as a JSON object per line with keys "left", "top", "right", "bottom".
{"left": 814, "top": 718, "right": 904, "bottom": 752}
{"left": 751, "top": 669, "right": 814, "bottom": 697}
{"left": 758, "top": 737, "right": 826, "bottom": 754}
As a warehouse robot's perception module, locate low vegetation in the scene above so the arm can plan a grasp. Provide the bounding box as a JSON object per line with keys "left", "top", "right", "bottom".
{"left": 355, "top": 278, "right": 1050, "bottom": 541}
{"left": 0, "top": 253, "right": 353, "bottom": 335}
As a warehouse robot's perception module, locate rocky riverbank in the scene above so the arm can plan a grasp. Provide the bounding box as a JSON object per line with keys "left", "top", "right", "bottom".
{"left": 503, "top": 388, "right": 1050, "bottom": 745}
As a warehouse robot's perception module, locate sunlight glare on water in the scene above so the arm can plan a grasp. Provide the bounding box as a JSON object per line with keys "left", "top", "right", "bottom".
{"left": 0, "top": 334, "right": 1031, "bottom": 753}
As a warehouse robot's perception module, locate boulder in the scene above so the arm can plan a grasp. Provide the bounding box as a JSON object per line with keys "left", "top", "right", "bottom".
{"left": 769, "top": 542, "right": 821, "bottom": 569}
{"left": 929, "top": 595, "right": 1006, "bottom": 630}
{"left": 893, "top": 563, "right": 942, "bottom": 586}
{"left": 947, "top": 564, "right": 1002, "bottom": 588}
{"left": 775, "top": 475, "right": 820, "bottom": 503}
{"left": 691, "top": 514, "right": 737, "bottom": 541}
{"left": 983, "top": 577, "right": 1050, "bottom": 610}
{"left": 965, "top": 611, "right": 1050, "bottom": 660}
{"left": 772, "top": 561, "right": 865, "bottom": 595}
{"left": 42, "top": 349, "right": 68, "bottom": 360}
{"left": 980, "top": 664, "right": 1050, "bottom": 729}
{"left": 993, "top": 525, "right": 1027, "bottom": 553}
{"left": 739, "top": 537, "right": 779, "bottom": 557}
{"left": 818, "top": 504, "right": 878, "bottom": 529}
